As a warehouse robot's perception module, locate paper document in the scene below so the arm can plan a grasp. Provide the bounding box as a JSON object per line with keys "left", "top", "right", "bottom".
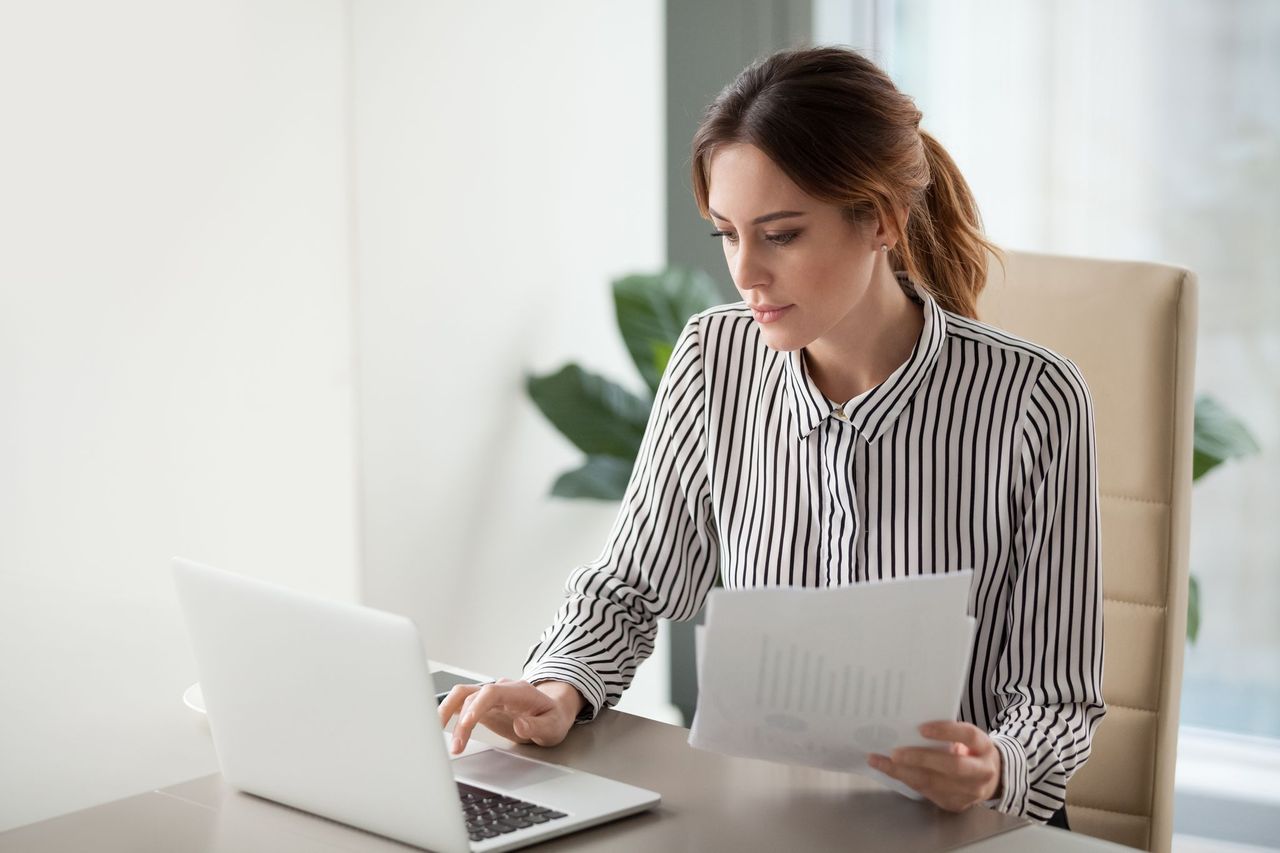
{"left": 688, "top": 571, "right": 977, "bottom": 799}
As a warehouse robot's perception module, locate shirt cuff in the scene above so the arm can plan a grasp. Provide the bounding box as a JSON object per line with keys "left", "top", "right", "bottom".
{"left": 988, "top": 732, "right": 1029, "bottom": 817}
{"left": 522, "top": 655, "right": 607, "bottom": 724}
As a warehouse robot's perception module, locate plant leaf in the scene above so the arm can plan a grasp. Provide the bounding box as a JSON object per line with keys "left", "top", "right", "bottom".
{"left": 1187, "top": 573, "right": 1200, "bottom": 644}
{"left": 1193, "top": 394, "right": 1261, "bottom": 481}
{"left": 551, "top": 455, "right": 634, "bottom": 500}
{"left": 614, "top": 268, "right": 724, "bottom": 394}
{"left": 525, "top": 364, "right": 652, "bottom": 459}
{"left": 651, "top": 341, "right": 674, "bottom": 381}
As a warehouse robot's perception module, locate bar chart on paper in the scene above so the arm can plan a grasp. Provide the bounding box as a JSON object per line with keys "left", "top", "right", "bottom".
{"left": 747, "top": 634, "right": 909, "bottom": 759}
{"left": 755, "top": 634, "right": 906, "bottom": 719}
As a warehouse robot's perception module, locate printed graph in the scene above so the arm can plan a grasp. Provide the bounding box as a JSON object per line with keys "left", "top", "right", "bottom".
{"left": 752, "top": 634, "right": 905, "bottom": 719}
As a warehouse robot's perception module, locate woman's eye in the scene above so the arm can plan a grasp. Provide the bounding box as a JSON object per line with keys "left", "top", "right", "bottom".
{"left": 708, "top": 230, "right": 799, "bottom": 246}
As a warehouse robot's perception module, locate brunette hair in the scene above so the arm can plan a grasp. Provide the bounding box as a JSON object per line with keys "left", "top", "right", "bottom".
{"left": 690, "top": 45, "right": 1001, "bottom": 319}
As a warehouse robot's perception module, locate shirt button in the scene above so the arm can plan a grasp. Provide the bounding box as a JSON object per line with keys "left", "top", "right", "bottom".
{"left": 832, "top": 407, "right": 848, "bottom": 421}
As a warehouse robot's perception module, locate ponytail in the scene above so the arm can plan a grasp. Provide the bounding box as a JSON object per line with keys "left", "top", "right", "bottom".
{"left": 894, "top": 130, "right": 1003, "bottom": 320}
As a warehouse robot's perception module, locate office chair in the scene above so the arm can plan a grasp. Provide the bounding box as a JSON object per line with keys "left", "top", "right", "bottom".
{"left": 977, "top": 249, "right": 1198, "bottom": 852}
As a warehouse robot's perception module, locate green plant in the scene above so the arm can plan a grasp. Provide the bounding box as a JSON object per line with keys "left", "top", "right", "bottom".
{"left": 525, "top": 275, "right": 1262, "bottom": 643}
{"left": 1187, "top": 394, "right": 1262, "bottom": 643}
{"left": 524, "top": 267, "right": 723, "bottom": 500}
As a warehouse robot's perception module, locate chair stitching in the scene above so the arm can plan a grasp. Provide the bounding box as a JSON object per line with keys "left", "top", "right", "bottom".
{"left": 1067, "top": 802, "right": 1150, "bottom": 819}
{"left": 1100, "top": 493, "right": 1169, "bottom": 507}
{"left": 1103, "top": 597, "right": 1166, "bottom": 612}
{"left": 1103, "top": 702, "right": 1156, "bottom": 714}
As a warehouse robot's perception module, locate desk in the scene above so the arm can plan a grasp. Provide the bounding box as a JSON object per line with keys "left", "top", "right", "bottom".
{"left": 0, "top": 665, "right": 1130, "bottom": 852}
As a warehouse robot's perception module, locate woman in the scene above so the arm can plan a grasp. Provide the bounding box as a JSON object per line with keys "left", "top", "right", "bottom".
{"left": 440, "top": 45, "right": 1104, "bottom": 829}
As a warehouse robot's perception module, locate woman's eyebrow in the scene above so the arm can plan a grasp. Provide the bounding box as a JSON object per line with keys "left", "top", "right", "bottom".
{"left": 708, "top": 208, "right": 807, "bottom": 225}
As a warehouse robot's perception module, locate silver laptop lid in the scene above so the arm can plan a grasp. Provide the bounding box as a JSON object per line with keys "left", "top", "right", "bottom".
{"left": 171, "top": 557, "right": 471, "bottom": 853}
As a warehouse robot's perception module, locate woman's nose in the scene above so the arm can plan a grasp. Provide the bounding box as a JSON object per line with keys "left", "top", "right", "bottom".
{"left": 731, "top": 241, "right": 769, "bottom": 291}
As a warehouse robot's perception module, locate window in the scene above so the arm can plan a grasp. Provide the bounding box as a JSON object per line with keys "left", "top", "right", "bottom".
{"left": 872, "top": 0, "right": 1280, "bottom": 740}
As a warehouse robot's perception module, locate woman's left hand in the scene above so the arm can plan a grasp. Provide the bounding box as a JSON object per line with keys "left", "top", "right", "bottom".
{"left": 868, "top": 721, "right": 1002, "bottom": 812}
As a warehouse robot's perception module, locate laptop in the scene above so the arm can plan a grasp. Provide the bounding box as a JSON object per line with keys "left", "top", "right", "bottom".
{"left": 171, "top": 557, "right": 660, "bottom": 852}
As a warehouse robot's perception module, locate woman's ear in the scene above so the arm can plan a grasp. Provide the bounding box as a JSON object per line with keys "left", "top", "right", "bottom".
{"left": 874, "top": 205, "right": 910, "bottom": 250}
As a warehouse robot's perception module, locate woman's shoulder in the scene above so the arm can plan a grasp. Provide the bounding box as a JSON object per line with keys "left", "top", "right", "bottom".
{"left": 941, "top": 307, "right": 1092, "bottom": 399}
{"left": 680, "top": 301, "right": 758, "bottom": 347}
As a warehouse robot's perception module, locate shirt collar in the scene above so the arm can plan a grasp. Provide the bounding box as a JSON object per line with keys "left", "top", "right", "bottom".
{"left": 784, "top": 273, "right": 947, "bottom": 444}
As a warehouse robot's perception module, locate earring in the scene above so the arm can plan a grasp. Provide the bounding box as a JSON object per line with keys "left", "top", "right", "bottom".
{"left": 879, "top": 243, "right": 889, "bottom": 252}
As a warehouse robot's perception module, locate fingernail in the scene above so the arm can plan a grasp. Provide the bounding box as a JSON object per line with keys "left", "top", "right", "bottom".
{"left": 451, "top": 737, "right": 461, "bottom": 753}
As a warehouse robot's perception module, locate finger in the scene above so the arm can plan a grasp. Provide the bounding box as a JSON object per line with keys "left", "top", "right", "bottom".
{"left": 451, "top": 684, "right": 508, "bottom": 753}
{"left": 894, "top": 754, "right": 994, "bottom": 805}
{"left": 919, "top": 721, "right": 992, "bottom": 754}
{"left": 872, "top": 757, "right": 976, "bottom": 812}
{"left": 890, "top": 746, "right": 979, "bottom": 779}
{"left": 438, "top": 684, "right": 483, "bottom": 728}
{"left": 515, "top": 712, "right": 569, "bottom": 747}
{"left": 455, "top": 684, "right": 504, "bottom": 726}
{"left": 451, "top": 683, "right": 552, "bottom": 750}
{"left": 869, "top": 755, "right": 938, "bottom": 795}
{"left": 457, "top": 689, "right": 482, "bottom": 720}
{"left": 511, "top": 715, "right": 546, "bottom": 745}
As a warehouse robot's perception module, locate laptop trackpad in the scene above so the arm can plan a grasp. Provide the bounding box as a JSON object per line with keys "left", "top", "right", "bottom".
{"left": 452, "top": 749, "right": 570, "bottom": 790}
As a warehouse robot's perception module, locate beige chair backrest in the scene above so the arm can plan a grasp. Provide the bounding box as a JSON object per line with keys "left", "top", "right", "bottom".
{"left": 976, "top": 250, "right": 1198, "bottom": 852}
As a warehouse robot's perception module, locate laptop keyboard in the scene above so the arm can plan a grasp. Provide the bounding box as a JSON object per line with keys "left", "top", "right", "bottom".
{"left": 457, "top": 781, "right": 568, "bottom": 843}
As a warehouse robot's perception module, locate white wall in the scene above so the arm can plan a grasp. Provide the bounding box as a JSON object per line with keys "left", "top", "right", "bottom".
{"left": 0, "top": 0, "right": 358, "bottom": 830}
{"left": 0, "top": 0, "right": 674, "bottom": 833}
{"left": 349, "top": 0, "right": 674, "bottom": 717}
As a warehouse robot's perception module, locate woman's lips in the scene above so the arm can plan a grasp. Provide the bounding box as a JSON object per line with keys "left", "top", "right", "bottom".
{"left": 751, "top": 304, "right": 793, "bottom": 324}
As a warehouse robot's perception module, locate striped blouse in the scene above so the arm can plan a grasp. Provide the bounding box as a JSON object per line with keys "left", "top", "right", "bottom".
{"left": 522, "top": 272, "right": 1106, "bottom": 822}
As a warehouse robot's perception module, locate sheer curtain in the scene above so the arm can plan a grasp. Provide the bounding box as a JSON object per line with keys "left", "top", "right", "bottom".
{"left": 876, "top": 0, "right": 1280, "bottom": 740}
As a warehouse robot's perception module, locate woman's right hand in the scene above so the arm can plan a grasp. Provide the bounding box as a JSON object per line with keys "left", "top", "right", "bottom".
{"left": 438, "top": 678, "right": 584, "bottom": 755}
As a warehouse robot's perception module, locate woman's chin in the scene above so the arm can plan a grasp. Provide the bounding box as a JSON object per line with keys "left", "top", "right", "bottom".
{"left": 757, "top": 328, "right": 806, "bottom": 353}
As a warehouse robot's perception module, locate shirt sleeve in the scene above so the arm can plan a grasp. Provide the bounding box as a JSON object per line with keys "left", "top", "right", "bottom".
{"left": 521, "top": 315, "right": 719, "bottom": 722}
{"left": 988, "top": 358, "right": 1107, "bottom": 821}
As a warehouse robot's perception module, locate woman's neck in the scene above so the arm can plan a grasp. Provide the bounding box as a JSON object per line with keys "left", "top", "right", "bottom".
{"left": 803, "top": 268, "right": 925, "bottom": 406}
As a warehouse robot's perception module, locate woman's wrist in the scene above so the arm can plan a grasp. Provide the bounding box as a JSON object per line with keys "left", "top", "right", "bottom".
{"left": 533, "top": 679, "right": 587, "bottom": 721}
